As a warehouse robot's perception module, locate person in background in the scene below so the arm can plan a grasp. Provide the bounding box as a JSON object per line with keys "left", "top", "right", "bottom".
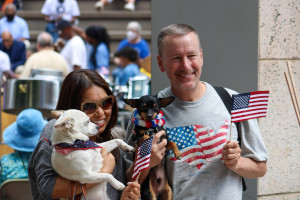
{"left": 125, "top": 23, "right": 268, "bottom": 200}
{"left": 95, "top": 0, "right": 136, "bottom": 12}
{"left": 0, "top": 108, "right": 47, "bottom": 185}
{"left": 117, "top": 21, "right": 150, "bottom": 61}
{"left": 113, "top": 46, "right": 140, "bottom": 86}
{"left": 113, "top": 21, "right": 150, "bottom": 81}
{"left": 20, "top": 32, "right": 68, "bottom": 78}
{"left": 85, "top": 25, "right": 110, "bottom": 76}
{"left": 28, "top": 69, "right": 140, "bottom": 200}
{"left": 0, "top": 3, "right": 29, "bottom": 42}
{"left": 56, "top": 19, "right": 87, "bottom": 72}
{"left": 41, "top": 0, "right": 80, "bottom": 42}
{"left": 0, "top": 30, "right": 26, "bottom": 71}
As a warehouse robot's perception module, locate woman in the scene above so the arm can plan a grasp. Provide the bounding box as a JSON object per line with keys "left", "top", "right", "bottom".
{"left": 28, "top": 69, "right": 140, "bottom": 200}
{"left": 85, "top": 25, "right": 110, "bottom": 76}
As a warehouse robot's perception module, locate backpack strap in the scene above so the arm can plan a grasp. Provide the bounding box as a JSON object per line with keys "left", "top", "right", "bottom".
{"left": 213, "top": 86, "right": 247, "bottom": 192}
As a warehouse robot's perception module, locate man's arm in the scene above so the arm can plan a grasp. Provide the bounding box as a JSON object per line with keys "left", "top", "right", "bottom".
{"left": 222, "top": 141, "right": 267, "bottom": 178}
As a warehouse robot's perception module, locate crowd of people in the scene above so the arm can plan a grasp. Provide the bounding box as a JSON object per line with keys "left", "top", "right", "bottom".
{"left": 0, "top": 1, "right": 150, "bottom": 92}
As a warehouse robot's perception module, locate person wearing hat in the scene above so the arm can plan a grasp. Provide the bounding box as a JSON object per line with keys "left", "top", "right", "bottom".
{"left": 56, "top": 19, "right": 87, "bottom": 73}
{"left": 0, "top": 108, "right": 47, "bottom": 185}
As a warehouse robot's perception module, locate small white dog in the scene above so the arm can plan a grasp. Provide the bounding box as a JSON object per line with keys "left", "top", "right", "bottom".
{"left": 50, "top": 109, "right": 135, "bottom": 200}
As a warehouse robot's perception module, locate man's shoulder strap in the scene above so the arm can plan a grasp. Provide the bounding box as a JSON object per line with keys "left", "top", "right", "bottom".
{"left": 213, "top": 86, "right": 246, "bottom": 191}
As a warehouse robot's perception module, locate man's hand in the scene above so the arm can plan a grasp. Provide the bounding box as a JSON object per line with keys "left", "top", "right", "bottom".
{"left": 100, "top": 147, "right": 115, "bottom": 174}
{"left": 120, "top": 181, "right": 141, "bottom": 200}
{"left": 149, "top": 130, "right": 167, "bottom": 168}
{"left": 222, "top": 141, "right": 241, "bottom": 170}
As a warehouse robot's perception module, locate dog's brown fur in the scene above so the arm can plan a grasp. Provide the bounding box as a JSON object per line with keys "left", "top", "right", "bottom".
{"left": 124, "top": 95, "right": 182, "bottom": 200}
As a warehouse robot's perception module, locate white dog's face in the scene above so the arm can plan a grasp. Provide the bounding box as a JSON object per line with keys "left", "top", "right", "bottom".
{"left": 51, "top": 109, "right": 99, "bottom": 143}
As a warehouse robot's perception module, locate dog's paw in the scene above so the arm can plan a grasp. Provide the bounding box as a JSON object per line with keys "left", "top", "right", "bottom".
{"left": 114, "top": 182, "right": 126, "bottom": 190}
{"left": 175, "top": 154, "right": 183, "bottom": 160}
{"left": 126, "top": 145, "right": 135, "bottom": 152}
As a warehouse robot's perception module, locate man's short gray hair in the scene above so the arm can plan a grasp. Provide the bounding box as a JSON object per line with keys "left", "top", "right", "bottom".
{"left": 157, "top": 24, "right": 201, "bottom": 56}
{"left": 37, "top": 32, "right": 53, "bottom": 47}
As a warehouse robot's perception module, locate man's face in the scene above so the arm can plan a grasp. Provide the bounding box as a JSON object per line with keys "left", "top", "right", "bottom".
{"left": 5, "top": 7, "right": 16, "bottom": 21}
{"left": 2, "top": 34, "right": 13, "bottom": 49}
{"left": 157, "top": 32, "right": 203, "bottom": 93}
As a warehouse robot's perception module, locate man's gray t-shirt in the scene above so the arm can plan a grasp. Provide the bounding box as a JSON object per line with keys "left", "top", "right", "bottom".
{"left": 157, "top": 82, "right": 268, "bottom": 200}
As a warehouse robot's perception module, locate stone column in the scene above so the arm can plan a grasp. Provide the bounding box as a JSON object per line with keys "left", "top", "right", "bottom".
{"left": 258, "top": 0, "right": 300, "bottom": 199}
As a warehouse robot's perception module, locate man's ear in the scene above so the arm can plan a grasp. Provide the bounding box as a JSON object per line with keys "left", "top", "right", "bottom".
{"left": 157, "top": 54, "right": 165, "bottom": 72}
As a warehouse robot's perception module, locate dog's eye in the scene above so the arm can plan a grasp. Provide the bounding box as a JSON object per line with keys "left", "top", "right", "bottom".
{"left": 143, "top": 103, "right": 146, "bottom": 107}
{"left": 153, "top": 104, "right": 156, "bottom": 107}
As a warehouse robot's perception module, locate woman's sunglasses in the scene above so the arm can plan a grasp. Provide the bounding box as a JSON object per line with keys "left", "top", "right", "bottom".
{"left": 81, "top": 95, "right": 114, "bottom": 114}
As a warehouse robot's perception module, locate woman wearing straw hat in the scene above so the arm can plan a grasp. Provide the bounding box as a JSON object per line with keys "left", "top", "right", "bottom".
{"left": 0, "top": 108, "right": 47, "bottom": 185}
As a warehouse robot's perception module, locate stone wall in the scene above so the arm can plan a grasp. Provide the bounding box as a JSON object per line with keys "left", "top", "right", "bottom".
{"left": 258, "top": 0, "right": 300, "bottom": 199}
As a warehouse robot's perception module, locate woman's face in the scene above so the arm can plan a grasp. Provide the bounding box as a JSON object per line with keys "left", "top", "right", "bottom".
{"left": 81, "top": 85, "right": 112, "bottom": 136}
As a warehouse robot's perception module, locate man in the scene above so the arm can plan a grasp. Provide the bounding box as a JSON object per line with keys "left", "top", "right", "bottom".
{"left": 20, "top": 32, "right": 69, "bottom": 78}
{"left": 0, "top": 3, "right": 29, "bottom": 41}
{"left": 126, "top": 24, "right": 268, "bottom": 199}
{"left": 56, "top": 19, "right": 87, "bottom": 72}
{"left": 0, "top": 30, "right": 26, "bottom": 71}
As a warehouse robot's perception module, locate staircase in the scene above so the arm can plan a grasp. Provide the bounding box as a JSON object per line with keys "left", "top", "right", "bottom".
{"left": 0, "top": 0, "right": 151, "bottom": 60}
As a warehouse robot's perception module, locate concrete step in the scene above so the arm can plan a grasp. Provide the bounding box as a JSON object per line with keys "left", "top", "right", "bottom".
{"left": 21, "top": 0, "right": 151, "bottom": 11}
{"left": 0, "top": 10, "right": 151, "bottom": 31}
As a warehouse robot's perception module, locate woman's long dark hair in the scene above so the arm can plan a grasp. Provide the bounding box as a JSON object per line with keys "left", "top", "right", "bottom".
{"left": 56, "top": 69, "right": 119, "bottom": 157}
{"left": 86, "top": 25, "right": 110, "bottom": 70}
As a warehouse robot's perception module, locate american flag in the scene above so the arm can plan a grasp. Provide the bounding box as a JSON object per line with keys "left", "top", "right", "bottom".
{"left": 166, "top": 123, "right": 228, "bottom": 169}
{"left": 231, "top": 91, "right": 269, "bottom": 123}
{"left": 132, "top": 137, "right": 153, "bottom": 180}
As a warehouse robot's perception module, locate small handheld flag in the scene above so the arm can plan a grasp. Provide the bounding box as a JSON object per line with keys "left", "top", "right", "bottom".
{"left": 132, "top": 136, "right": 153, "bottom": 180}
{"left": 231, "top": 91, "right": 270, "bottom": 123}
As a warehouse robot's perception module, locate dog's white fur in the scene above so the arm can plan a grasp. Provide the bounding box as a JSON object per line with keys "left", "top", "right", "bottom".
{"left": 51, "top": 109, "right": 135, "bottom": 200}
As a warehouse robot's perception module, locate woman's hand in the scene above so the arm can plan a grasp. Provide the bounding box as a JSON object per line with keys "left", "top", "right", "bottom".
{"left": 100, "top": 147, "right": 115, "bottom": 174}
{"left": 149, "top": 130, "right": 167, "bottom": 168}
{"left": 120, "top": 181, "right": 141, "bottom": 200}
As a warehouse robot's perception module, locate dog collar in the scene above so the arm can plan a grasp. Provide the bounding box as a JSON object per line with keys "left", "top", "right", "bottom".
{"left": 44, "top": 138, "right": 102, "bottom": 155}
{"left": 133, "top": 110, "right": 166, "bottom": 128}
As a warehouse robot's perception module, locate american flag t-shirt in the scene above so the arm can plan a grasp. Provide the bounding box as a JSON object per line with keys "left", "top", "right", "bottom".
{"left": 166, "top": 123, "right": 229, "bottom": 170}
{"left": 132, "top": 137, "right": 153, "bottom": 180}
{"left": 231, "top": 91, "right": 269, "bottom": 123}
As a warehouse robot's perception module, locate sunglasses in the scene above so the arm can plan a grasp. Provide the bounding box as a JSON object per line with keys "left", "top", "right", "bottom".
{"left": 81, "top": 95, "right": 114, "bottom": 114}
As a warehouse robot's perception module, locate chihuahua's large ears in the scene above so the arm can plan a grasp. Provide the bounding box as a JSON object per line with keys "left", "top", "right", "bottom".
{"left": 51, "top": 110, "right": 65, "bottom": 119}
{"left": 159, "top": 96, "right": 175, "bottom": 108}
{"left": 54, "top": 115, "right": 74, "bottom": 130}
{"left": 123, "top": 99, "right": 139, "bottom": 108}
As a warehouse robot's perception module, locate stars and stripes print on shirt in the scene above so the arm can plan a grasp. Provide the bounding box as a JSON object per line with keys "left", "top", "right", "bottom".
{"left": 231, "top": 91, "right": 269, "bottom": 123}
{"left": 132, "top": 136, "right": 153, "bottom": 180}
{"left": 166, "top": 123, "right": 229, "bottom": 170}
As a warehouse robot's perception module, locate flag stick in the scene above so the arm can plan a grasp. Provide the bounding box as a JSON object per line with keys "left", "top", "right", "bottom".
{"left": 229, "top": 122, "right": 232, "bottom": 141}
{"left": 284, "top": 72, "right": 300, "bottom": 125}
{"left": 134, "top": 172, "right": 141, "bottom": 183}
{"left": 286, "top": 61, "right": 300, "bottom": 114}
